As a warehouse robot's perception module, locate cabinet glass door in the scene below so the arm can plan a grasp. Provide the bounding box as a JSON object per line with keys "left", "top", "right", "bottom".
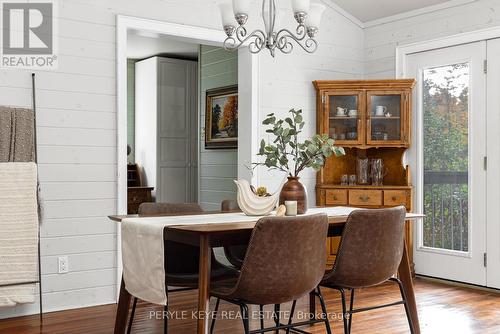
{"left": 367, "top": 91, "right": 407, "bottom": 146}
{"left": 326, "top": 91, "right": 364, "bottom": 145}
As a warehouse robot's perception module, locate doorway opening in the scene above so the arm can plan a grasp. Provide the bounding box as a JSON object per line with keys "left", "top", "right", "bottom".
{"left": 116, "top": 16, "right": 259, "bottom": 292}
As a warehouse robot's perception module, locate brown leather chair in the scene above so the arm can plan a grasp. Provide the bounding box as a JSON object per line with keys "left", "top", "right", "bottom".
{"left": 220, "top": 199, "right": 247, "bottom": 269}
{"left": 210, "top": 214, "right": 332, "bottom": 334}
{"left": 221, "top": 199, "right": 240, "bottom": 212}
{"left": 127, "top": 202, "right": 238, "bottom": 334}
{"left": 319, "top": 206, "right": 415, "bottom": 334}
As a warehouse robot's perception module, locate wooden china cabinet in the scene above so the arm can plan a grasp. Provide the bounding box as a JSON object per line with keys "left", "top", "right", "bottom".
{"left": 313, "top": 79, "right": 417, "bottom": 273}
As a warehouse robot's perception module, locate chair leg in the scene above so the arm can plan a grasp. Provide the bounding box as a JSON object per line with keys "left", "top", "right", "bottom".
{"left": 163, "top": 304, "right": 168, "bottom": 334}
{"left": 392, "top": 278, "right": 416, "bottom": 334}
{"left": 273, "top": 304, "right": 280, "bottom": 334}
{"left": 316, "top": 287, "right": 332, "bottom": 334}
{"left": 259, "top": 305, "right": 264, "bottom": 330}
{"left": 339, "top": 288, "right": 349, "bottom": 334}
{"left": 210, "top": 298, "right": 221, "bottom": 334}
{"left": 240, "top": 304, "right": 250, "bottom": 334}
{"left": 127, "top": 297, "right": 138, "bottom": 334}
{"left": 285, "top": 300, "right": 297, "bottom": 334}
{"left": 348, "top": 289, "right": 355, "bottom": 334}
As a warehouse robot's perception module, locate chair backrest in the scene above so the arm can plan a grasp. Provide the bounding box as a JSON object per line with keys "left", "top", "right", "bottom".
{"left": 138, "top": 202, "right": 203, "bottom": 216}
{"left": 230, "top": 214, "right": 328, "bottom": 305}
{"left": 324, "top": 206, "right": 406, "bottom": 288}
{"left": 221, "top": 199, "right": 241, "bottom": 212}
{"left": 138, "top": 202, "right": 203, "bottom": 273}
{"left": 221, "top": 200, "right": 245, "bottom": 268}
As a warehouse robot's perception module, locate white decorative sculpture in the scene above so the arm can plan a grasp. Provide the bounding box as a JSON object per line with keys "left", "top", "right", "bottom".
{"left": 234, "top": 179, "right": 286, "bottom": 216}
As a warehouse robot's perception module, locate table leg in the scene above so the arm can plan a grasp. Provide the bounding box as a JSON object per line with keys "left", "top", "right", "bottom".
{"left": 114, "top": 277, "right": 132, "bottom": 334}
{"left": 398, "top": 240, "right": 421, "bottom": 334}
{"left": 197, "top": 234, "right": 211, "bottom": 334}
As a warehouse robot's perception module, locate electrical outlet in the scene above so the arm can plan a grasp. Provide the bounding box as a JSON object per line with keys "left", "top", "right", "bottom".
{"left": 58, "top": 256, "right": 69, "bottom": 274}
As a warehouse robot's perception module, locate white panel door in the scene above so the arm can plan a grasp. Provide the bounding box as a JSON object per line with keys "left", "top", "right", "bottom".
{"left": 157, "top": 58, "right": 197, "bottom": 203}
{"left": 406, "top": 42, "right": 487, "bottom": 285}
{"left": 486, "top": 38, "right": 500, "bottom": 289}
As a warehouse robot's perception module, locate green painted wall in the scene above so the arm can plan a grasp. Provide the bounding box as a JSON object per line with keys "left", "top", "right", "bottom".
{"left": 199, "top": 45, "right": 238, "bottom": 210}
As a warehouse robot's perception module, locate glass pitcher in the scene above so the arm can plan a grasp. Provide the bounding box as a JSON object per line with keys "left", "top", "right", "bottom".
{"left": 356, "top": 158, "right": 370, "bottom": 185}
{"left": 370, "top": 158, "right": 388, "bottom": 186}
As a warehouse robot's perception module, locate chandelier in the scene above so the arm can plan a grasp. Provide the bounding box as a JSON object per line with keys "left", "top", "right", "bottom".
{"left": 218, "top": 0, "right": 326, "bottom": 57}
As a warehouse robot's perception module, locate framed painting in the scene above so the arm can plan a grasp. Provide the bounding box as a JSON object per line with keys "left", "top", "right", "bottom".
{"left": 205, "top": 85, "right": 238, "bottom": 149}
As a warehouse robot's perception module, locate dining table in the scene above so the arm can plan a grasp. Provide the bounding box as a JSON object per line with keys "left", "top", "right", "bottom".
{"left": 109, "top": 208, "right": 424, "bottom": 334}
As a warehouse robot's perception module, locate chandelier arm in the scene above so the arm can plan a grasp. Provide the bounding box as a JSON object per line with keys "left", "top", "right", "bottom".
{"left": 224, "top": 29, "right": 267, "bottom": 53}
{"left": 235, "top": 25, "right": 248, "bottom": 43}
{"left": 276, "top": 34, "right": 294, "bottom": 54}
{"left": 275, "top": 28, "right": 318, "bottom": 54}
{"left": 275, "top": 26, "right": 307, "bottom": 43}
{"left": 295, "top": 24, "right": 307, "bottom": 40}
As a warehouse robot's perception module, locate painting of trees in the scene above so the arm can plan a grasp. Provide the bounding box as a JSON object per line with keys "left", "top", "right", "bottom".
{"left": 211, "top": 104, "right": 221, "bottom": 137}
{"left": 205, "top": 86, "right": 238, "bottom": 148}
{"left": 219, "top": 95, "right": 238, "bottom": 137}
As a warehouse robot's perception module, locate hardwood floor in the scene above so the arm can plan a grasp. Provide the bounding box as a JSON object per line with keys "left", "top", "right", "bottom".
{"left": 1, "top": 278, "right": 499, "bottom": 334}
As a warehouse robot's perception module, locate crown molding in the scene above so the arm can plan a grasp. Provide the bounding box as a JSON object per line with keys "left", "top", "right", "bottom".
{"left": 363, "top": 0, "right": 477, "bottom": 28}
{"left": 321, "top": 0, "right": 364, "bottom": 29}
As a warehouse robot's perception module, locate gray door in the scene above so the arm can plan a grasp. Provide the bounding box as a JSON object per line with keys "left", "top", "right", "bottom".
{"left": 156, "top": 58, "right": 198, "bottom": 203}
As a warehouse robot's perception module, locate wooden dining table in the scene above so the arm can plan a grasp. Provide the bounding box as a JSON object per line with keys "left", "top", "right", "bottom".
{"left": 109, "top": 210, "right": 424, "bottom": 334}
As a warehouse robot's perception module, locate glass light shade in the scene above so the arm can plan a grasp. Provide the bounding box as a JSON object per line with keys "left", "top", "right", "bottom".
{"left": 232, "top": 0, "right": 250, "bottom": 15}
{"left": 261, "top": 0, "right": 276, "bottom": 34}
{"left": 306, "top": 3, "right": 326, "bottom": 28}
{"left": 291, "top": 0, "right": 310, "bottom": 14}
{"left": 218, "top": 3, "right": 235, "bottom": 27}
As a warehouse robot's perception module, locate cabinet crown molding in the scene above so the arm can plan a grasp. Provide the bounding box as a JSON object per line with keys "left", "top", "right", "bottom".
{"left": 313, "top": 79, "right": 416, "bottom": 91}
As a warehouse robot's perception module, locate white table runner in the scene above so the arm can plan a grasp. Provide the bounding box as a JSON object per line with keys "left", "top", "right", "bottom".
{"left": 121, "top": 207, "right": 359, "bottom": 305}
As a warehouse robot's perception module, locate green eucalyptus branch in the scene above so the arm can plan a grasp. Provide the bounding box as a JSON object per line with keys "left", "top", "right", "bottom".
{"left": 254, "top": 109, "right": 345, "bottom": 178}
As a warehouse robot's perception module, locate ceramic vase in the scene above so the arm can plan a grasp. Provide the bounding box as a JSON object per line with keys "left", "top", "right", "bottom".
{"left": 279, "top": 177, "right": 307, "bottom": 214}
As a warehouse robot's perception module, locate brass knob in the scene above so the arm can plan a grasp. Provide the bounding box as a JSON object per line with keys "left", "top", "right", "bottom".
{"left": 359, "top": 195, "right": 369, "bottom": 202}
{"left": 333, "top": 196, "right": 338, "bottom": 200}
{"left": 392, "top": 196, "right": 397, "bottom": 201}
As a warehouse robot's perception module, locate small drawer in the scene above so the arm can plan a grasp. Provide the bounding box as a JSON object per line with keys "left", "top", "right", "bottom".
{"left": 349, "top": 190, "right": 383, "bottom": 206}
{"left": 325, "top": 189, "right": 348, "bottom": 205}
{"left": 384, "top": 190, "right": 408, "bottom": 207}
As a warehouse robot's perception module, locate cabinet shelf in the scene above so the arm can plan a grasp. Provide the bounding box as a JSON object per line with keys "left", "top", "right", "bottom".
{"left": 329, "top": 116, "right": 359, "bottom": 120}
{"left": 369, "top": 116, "right": 401, "bottom": 120}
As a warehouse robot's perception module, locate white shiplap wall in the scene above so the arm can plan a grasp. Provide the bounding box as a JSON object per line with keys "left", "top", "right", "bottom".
{"left": 364, "top": 0, "right": 500, "bottom": 78}
{"left": 254, "top": 3, "right": 364, "bottom": 201}
{"left": 199, "top": 45, "right": 238, "bottom": 211}
{"left": 0, "top": 0, "right": 363, "bottom": 318}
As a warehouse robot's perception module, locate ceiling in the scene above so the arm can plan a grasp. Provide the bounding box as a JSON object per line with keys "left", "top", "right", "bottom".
{"left": 127, "top": 30, "right": 199, "bottom": 60}
{"left": 332, "top": 0, "right": 455, "bottom": 23}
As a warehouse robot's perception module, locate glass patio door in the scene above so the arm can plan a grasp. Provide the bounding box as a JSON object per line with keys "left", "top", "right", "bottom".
{"left": 406, "top": 42, "right": 487, "bottom": 285}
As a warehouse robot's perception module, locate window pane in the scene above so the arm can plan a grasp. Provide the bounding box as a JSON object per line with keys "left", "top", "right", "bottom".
{"left": 423, "top": 63, "right": 469, "bottom": 251}
{"left": 370, "top": 95, "right": 401, "bottom": 141}
{"left": 329, "top": 95, "right": 359, "bottom": 141}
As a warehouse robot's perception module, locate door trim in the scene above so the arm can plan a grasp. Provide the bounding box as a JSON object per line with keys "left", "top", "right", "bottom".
{"left": 486, "top": 38, "right": 500, "bottom": 289}
{"left": 396, "top": 26, "right": 500, "bottom": 78}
